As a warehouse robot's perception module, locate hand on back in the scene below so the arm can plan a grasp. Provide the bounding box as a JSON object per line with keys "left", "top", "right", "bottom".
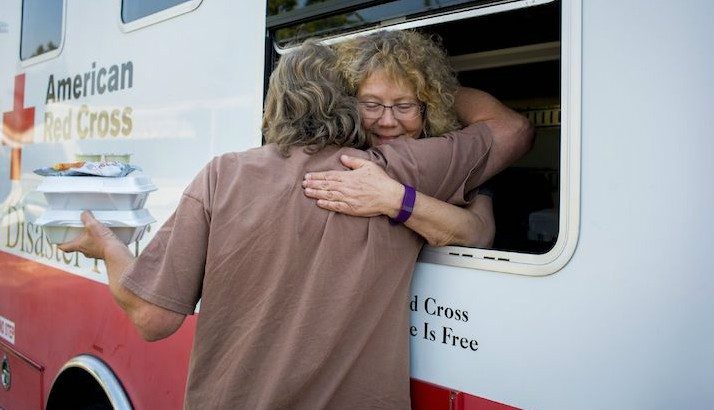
{"left": 303, "top": 155, "right": 403, "bottom": 218}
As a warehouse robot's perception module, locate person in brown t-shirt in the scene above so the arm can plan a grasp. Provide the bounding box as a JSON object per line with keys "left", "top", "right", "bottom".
{"left": 60, "top": 42, "right": 493, "bottom": 409}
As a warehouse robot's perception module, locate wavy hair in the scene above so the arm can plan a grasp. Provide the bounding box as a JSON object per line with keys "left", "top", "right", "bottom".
{"left": 262, "top": 42, "right": 368, "bottom": 156}
{"left": 334, "top": 30, "right": 460, "bottom": 137}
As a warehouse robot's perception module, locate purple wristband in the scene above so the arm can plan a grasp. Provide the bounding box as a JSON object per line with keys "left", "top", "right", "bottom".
{"left": 389, "top": 185, "right": 416, "bottom": 225}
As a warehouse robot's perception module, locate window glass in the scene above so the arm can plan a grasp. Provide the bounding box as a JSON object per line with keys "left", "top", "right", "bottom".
{"left": 21, "top": 0, "right": 63, "bottom": 60}
{"left": 268, "top": 0, "right": 501, "bottom": 47}
{"left": 122, "top": 0, "right": 194, "bottom": 23}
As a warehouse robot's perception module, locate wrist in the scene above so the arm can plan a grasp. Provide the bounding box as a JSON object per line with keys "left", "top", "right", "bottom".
{"left": 103, "top": 239, "right": 132, "bottom": 264}
{"left": 383, "top": 181, "right": 405, "bottom": 218}
{"left": 104, "top": 241, "right": 135, "bottom": 297}
{"left": 389, "top": 185, "right": 416, "bottom": 225}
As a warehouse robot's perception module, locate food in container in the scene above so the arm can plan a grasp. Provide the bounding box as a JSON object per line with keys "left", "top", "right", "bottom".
{"left": 53, "top": 161, "right": 86, "bottom": 171}
{"left": 75, "top": 153, "right": 131, "bottom": 163}
{"left": 34, "top": 161, "right": 139, "bottom": 177}
{"left": 75, "top": 154, "right": 102, "bottom": 162}
{"left": 36, "top": 174, "right": 157, "bottom": 210}
{"left": 103, "top": 154, "right": 131, "bottom": 164}
{"left": 36, "top": 209, "right": 155, "bottom": 245}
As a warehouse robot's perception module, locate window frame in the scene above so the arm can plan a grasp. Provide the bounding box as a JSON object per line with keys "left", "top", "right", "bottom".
{"left": 118, "top": 0, "right": 202, "bottom": 33}
{"left": 268, "top": 0, "right": 581, "bottom": 276}
{"left": 419, "top": 0, "right": 581, "bottom": 276}
{"left": 20, "top": 0, "right": 66, "bottom": 66}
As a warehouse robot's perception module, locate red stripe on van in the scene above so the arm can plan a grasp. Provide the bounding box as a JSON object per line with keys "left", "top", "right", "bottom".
{"left": 411, "top": 379, "right": 520, "bottom": 410}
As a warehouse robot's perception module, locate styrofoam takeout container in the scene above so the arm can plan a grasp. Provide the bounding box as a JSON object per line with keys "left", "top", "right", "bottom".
{"left": 36, "top": 174, "right": 157, "bottom": 210}
{"left": 36, "top": 209, "right": 155, "bottom": 245}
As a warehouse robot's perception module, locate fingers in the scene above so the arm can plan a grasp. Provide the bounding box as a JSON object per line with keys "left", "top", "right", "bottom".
{"left": 80, "top": 209, "right": 94, "bottom": 223}
{"left": 339, "top": 155, "right": 370, "bottom": 170}
{"left": 81, "top": 210, "right": 104, "bottom": 233}
{"left": 304, "top": 156, "right": 374, "bottom": 181}
{"left": 315, "top": 199, "right": 348, "bottom": 213}
{"left": 315, "top": 199, "right": 379, "bottom": 217}
{"left": 305, "top": 188, "right": 354, "bottom": 215}
{"left": 57, "top": 212, "right": 92, "bottom": 253}
{"left": 58, "top": 228, "right": 92, "bottom": 253}
{"left": 80, "top": 210, "right": 101, "bottom": 229}
{"left": 57, "top": 241, "right": 75, "bottom": 253}
{"left": 304, "top": 155, "right": 372, "bottom": 181}
{"left": 58, "top": 210, "right": 117, "bottom": 258}
{"left": 304, "top": 171, "right": 343, "bottom": 182}
{"left": 81, "top": 210, "right": 116, "bottom": 237}
{"left": 303, "top": 187, "right": 344, "bottom": 202}
{"left": 302, "top": 178, "right": 345, "bottom": 191}
{"left": 57, "top": 223, "right": 91, "bottom": 253}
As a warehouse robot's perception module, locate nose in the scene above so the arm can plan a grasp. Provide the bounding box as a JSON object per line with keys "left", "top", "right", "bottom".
{"left": 376, "top": 106, "right": 398, "bottom": 127}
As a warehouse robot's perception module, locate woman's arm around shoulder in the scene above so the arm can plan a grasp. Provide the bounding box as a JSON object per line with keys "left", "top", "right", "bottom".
{"left": 303, "top": 155, "right": 496, "bottom": 247}
{"left": 404, "top": 192, "right": 495, "bottom": 247}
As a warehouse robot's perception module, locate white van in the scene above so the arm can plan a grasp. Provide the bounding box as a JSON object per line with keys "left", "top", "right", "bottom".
{"left": 1, "top": 0, "right": 712, "bottom": 409}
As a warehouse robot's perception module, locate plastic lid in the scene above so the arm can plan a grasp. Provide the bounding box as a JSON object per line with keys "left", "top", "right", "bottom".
{"left": 35, "top": 209, "right": 155, "bottom": 228}
{"left": 36, "top": 173, "right": 157, "bottom": 194}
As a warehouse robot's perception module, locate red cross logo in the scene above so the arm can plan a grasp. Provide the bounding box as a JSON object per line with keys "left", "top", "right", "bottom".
{"left": 2, "top": 73, "right": 36, "bottom": 146}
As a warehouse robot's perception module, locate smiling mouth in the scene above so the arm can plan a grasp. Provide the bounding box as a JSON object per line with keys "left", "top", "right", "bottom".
{"left": 371, "top": 133, "right": 401, "bottom": 143}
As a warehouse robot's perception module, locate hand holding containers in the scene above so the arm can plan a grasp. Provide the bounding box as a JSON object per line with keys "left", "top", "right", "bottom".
{"left": 35, "top": 173, "right": 157, "bottom": 245}
{"left": 36, "top": 209, "right": 155, "bottom": 244}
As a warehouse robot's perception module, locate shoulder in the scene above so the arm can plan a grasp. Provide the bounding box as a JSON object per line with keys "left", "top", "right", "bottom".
{"left": 184, "top": 147, "right": 272, "bottom": 199}
{"left": 440, "top": 122, "right": 494, "bottom": 143}
{"left": 364, "top": 123, "right": 494, "bottom": 165}
{"left": 207, "top": 145, "right": 280, "bottom": 173}
{"left": 213, "top": 146, "right": 268, "bottom": 165}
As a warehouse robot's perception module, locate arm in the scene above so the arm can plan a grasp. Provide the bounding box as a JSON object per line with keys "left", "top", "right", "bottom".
{"left": 303, "top": 155, "right": 495, "bottom": 247}
{"left": 401, "top": 88, "right": 528, "bottom": 244}
{"left": 59, "top": 211, "right": 186, "bottom": 342}
{"left": 454, "top": 87, "right": 534, "bottom": 184}
{"left": 405, "top": 192, "right": 495, "bottom": 247}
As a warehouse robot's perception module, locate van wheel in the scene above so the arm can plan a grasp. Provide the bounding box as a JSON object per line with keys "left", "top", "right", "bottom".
{"left": 47, "top": 355, "right": 132, "bottom": 410}
{"left": 46, "top": 366, "right": 114, "bottom": 410}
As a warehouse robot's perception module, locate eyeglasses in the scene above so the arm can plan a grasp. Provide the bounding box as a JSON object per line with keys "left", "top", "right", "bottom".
{"left": 358, "top": 101, "right": 425, "bottom": 120}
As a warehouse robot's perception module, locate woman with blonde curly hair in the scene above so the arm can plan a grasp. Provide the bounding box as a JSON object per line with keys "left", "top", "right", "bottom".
{"left": 303, "top": 30, "right": 534, "bottom": 248}
{"left": 336, "top": 29, "right": 461, "bottom": 139}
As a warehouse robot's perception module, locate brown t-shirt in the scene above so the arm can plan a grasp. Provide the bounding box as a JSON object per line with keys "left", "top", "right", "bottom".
{"left": 121, "top": 123, "right": 493, "bottom": 410}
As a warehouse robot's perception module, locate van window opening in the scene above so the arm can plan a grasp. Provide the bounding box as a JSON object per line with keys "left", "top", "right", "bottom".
{"left": 441, "top": 2, "right": 561, "bottom": 255}
{"left": 20, "top": 0, "right": 63, "bottom": 60}
{"left": 266, "top": 0, "right": 569, "bottom": 271}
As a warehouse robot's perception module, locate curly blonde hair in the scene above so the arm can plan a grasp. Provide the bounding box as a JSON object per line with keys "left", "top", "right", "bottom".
{"left": 262, "top": 42, "right": 368, "bottom": 156}
{"left": 334, "top": 30, "right": 460, "bottom": 137}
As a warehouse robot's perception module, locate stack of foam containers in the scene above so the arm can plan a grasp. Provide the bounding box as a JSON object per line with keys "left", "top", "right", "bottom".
{"left": 35, "top": 173, "right": 157, "bottom": 245}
